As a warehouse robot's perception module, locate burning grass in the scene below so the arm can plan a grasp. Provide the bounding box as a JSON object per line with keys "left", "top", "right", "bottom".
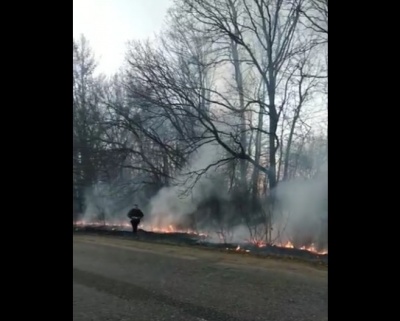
{"left": 73, "top": 220, "right": 206, "bottom": 237}
{"left": 73, "top": 220, "right": 328, "bottom": 266}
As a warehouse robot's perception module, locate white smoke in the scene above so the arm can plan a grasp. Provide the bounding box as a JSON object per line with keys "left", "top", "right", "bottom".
{"left": 145, "top": 141, "right": 224, "bottom": 228}
{"left": 272, "top": 167, "right": 328, "bottom": 249}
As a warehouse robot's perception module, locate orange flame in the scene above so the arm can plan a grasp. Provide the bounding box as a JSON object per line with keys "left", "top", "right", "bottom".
{"left": 74, "top": 220, "right": 207, "bottom": 237}
{"left": 247, "top": 239, "right": 327, "bottom": 255}
{"left": 74, "top": 220, "right": 327, "bottom": 254}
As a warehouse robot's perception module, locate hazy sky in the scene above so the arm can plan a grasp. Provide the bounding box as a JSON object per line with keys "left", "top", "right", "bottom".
{"left": 73, "top": 0, "right": 173, "bottom": 75}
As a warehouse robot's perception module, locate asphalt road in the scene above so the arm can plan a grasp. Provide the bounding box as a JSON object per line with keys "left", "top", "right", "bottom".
{"left": 73, "top": 235, "right": 327, "bottom": 321}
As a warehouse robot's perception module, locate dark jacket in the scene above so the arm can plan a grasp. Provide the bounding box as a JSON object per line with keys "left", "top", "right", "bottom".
{"left": 127, "top": 208, "right": 144, "bottom": 220}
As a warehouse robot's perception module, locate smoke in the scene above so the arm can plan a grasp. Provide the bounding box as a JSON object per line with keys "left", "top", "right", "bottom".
{"left": 145, "top": 138, "right": 327, "bottom": 250}
{"left": 79, "top": 141, "right": 227, "bottom": 228}
{"left": 79, "top": 129, "right": 327, "bottom": 251}
{"left": 80, "top": 177, "right": 149, "bottom": 225}
{"left": 145, "top": 141, "right": 225, "bottom": 229}
{"left": 272, "top": 166, "right": 328, "bottom": 249}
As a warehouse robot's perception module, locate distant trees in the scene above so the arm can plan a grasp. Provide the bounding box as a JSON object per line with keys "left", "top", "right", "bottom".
{"left": 73, "top": 36, "right": 103, "bottom": 215}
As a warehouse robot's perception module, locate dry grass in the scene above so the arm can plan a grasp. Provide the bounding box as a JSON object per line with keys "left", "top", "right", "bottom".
{"left": 74, "top": 234, "right": 327, "bottom": 279}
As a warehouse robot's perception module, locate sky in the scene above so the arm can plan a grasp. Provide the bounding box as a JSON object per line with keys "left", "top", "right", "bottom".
{"left": 73, "top": 0, "right": 173, "bottom": 75}
{"left": 73, "top": 0, "right": 326, "bottom": 128}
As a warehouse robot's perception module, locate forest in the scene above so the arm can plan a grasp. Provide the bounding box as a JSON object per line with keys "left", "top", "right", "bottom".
{"left": 73, "top": 0, "right": 327, "bottom": 251}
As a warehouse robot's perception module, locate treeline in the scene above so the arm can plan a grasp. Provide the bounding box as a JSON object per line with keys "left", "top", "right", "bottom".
{"left": 73, "top": 0, "right": 327, "bottom": 244}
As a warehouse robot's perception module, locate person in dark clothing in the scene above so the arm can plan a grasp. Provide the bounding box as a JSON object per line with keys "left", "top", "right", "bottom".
{"left": 127, "top": 204, "right": 144, "bottom": 234}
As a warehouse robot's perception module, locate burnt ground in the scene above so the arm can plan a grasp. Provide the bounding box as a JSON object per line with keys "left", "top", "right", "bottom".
{"left": 73, "top": 226, "right": 328, "bottom": 267}
{"left": 73, "top": 235, "right": 327, "bottom": 321}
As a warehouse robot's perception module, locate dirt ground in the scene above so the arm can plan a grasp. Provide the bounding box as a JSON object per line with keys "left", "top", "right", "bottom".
{"left": 73, "top": 234, "right": 327, "bottom": 321}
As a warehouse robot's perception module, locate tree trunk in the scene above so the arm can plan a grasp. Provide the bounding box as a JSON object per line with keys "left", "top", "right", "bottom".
{"left": 283, "top": 109, "right": 300, "bottom": 181}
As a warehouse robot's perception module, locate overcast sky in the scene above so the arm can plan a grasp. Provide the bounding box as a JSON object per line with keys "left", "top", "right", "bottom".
{"left": 73, "top": 0, "right": 172, "bottom": 75}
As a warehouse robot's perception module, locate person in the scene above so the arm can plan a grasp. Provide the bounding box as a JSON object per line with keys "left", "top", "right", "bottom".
{"left": 127, "top": 204, "right": 144, "bottom": 234}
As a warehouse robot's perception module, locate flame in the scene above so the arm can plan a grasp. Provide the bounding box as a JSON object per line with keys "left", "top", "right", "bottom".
{"left": 74, "top": 220, "right": 131, "bottom": 229}
{"left": 283, "top": 241, "right": 294, "bottom": 248}
{"left": 247, "top": 239, "right": 327, "bottom": 255}
{"left": 235, "top": 245, "right": 250, "bottom": 253}
{"left": 287, "top": 242, "right": 327, "bottom": 255}
{"left": 74, "top": 220, "right": 208, "bottom": 237}
{"left": 226, "top": 245, "right": 250, "bottom": 253}
{"left": 74, "top": 220, "right": 326, "bottom": 254}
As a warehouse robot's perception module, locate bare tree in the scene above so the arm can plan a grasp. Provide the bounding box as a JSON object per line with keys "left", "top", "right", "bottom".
{"left": 73, "top": 35, "right": 105, "bottom": 214}
{"left": 73, "top": 0, "right": 327, "bottom": 248}
{"left": 179, "top": 0, "right": 310, "bottom": 190}
{"left": 300, "top": 0, "right": 328, "bottom": 38}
